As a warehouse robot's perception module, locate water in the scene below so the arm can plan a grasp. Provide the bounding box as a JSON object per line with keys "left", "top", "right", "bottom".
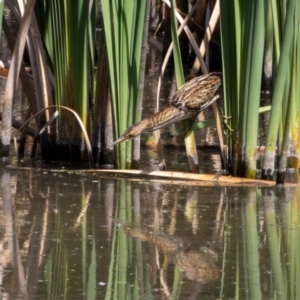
{"left": 0, "top": 165, "right": 300, "bottom": 299}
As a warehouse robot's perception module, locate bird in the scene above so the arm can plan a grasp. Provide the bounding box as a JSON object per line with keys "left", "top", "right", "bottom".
{"left": 110, "top": 73, "right": 221, "bottom": 147}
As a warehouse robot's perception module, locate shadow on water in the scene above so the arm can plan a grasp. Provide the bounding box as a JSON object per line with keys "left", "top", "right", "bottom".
{"left": 1, "top": 164, "right": 300, "bottom": 299}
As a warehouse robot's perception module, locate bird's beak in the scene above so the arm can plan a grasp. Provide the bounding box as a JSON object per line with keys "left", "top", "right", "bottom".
{"left": 109, "top": 135, "right": 131, "bottom": 148}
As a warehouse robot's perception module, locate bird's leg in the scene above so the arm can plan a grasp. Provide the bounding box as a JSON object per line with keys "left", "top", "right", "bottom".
{"left": 160, "top": 120, "right": 193, "bottom": 140}
{"left": 160, "top": 114, "right": 198, "bottom": 140}
{"left": 220, "top": 108, "right": 234, "bottom": 135}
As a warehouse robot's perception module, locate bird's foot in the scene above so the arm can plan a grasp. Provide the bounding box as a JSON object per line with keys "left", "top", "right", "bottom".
{"left": 221, "top": 113, "right": 234, "bottom": 134}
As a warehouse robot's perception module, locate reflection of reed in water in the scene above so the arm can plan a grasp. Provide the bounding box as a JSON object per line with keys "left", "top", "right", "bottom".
{"left": 124, "top": 226, "right": 219, "bottom": 284}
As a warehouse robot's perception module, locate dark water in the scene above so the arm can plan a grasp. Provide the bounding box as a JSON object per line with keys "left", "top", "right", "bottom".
{"left": 1, "top": 165, "right": 300, "bottom": 299}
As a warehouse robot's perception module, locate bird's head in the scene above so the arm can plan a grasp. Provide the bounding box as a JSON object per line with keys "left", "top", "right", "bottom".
{"left": 109, "top": 123, "right": 143, "bottom": 147}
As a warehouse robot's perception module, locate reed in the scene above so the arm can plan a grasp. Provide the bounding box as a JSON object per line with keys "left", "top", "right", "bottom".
{"left": 101, "top": 0, "right": 147, "bottom": 169}
{"left": 169, "top": 0, "right": 199, "bottom": 173}
{"left": 220, "top": 0, "right": 300, "bottom": 181}
{"left": 262, "top": 0, "right": 296, "bottom": 180}
{"left": 35, "top": 0, "right": 96, "bottom": 157}
{"left": 0, "top": 2, "right": 3, "bottom": 40}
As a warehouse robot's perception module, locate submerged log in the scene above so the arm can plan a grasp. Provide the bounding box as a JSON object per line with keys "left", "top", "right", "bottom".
{"left": 83, "top": 169, "right": 276, "bottom": 186}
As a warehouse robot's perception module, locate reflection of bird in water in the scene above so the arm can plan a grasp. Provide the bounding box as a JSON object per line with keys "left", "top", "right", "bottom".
{"left": 124, "top": 226, "right": 220, "bottom": 284}
{"left": 110, "top": 73, "right": 221, "bottom": 147}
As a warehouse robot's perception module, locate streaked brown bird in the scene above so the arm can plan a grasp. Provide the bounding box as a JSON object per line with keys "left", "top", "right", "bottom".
{"left": 110, "top": 73, "right": 221, "bottom": 147}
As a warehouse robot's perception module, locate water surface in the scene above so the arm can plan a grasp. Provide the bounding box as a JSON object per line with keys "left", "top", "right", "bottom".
{"left": 1, "top": 165, "right": 299, "bottom": 299}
